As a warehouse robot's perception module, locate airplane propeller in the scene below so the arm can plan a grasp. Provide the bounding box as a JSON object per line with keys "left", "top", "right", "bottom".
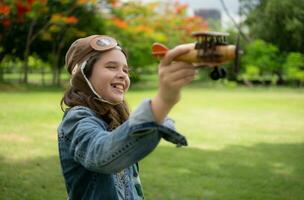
{"left": 234, "top": 33, "right": 242, "bottom": 75}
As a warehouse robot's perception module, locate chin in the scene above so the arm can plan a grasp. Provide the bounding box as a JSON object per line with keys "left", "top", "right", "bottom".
{"left": 109, "top": 96, "right": 124, "bottom": 104}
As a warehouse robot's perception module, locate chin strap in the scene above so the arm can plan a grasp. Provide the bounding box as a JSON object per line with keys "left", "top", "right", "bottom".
{"left": 71, "top": 61, "right": 122, "bottom": 106}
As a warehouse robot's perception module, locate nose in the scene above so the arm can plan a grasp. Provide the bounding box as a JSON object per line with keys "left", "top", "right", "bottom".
{"left": 116, "top": 69, "right": 127, "bottom": 80}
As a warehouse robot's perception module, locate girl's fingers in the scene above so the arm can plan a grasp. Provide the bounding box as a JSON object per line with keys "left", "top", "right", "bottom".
{"left": 165, "top": 68, "right": 196, "bottom": 82}
{"left": 159, "top": 61, "right": 195, "bottom": 79}
{"left": 171, "top": 73, "right": 195, "bottom": 87}
{"left": 160, "top": 43, "right": 195, "bottom": 66}
{"left": 166, "top": 62, "right": 194, "bottom": 73}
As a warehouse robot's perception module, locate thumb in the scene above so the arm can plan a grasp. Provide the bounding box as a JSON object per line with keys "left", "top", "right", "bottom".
{"left": 160, "top": 43, "right": 194, "bottom": 66}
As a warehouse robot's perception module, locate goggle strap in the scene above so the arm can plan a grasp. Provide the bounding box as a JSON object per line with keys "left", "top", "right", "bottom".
{"left": 80, "top": 61, "right": 121, "bottom": 106}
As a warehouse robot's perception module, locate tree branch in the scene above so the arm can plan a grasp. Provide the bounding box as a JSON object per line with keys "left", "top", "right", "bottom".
{"left": 219, "top": 0, "right": 251, "bottom": 42}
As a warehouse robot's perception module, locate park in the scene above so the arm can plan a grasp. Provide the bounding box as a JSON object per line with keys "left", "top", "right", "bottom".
{"left": 0, "top": 0, "right": 303, "bottom": 199}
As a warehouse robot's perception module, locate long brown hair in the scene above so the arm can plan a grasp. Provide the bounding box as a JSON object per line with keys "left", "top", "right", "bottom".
{"left": 60, "top": 52, "right": 130, "bottom": 130}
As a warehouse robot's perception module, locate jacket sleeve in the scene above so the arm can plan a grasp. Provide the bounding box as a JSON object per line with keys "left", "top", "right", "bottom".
{"left": 61, "top": 100, "right": 187, "bottom": 174}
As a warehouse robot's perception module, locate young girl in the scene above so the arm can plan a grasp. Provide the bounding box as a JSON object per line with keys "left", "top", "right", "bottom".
{"left": 58, "top": 35, "right": 196, "bottom": 200}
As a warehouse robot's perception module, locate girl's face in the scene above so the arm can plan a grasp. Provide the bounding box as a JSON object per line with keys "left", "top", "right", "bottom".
{"left": 89, "top": 49, "right": 130, "bottom": 104}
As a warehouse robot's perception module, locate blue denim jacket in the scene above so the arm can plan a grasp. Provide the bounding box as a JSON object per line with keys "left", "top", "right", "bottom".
{"left": 57, "top": 99, "right": 187, "bottom": 200}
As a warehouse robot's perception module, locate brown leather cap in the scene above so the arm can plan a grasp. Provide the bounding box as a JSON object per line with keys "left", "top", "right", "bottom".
{"left": 65, "top": 35, "right": 119, "bottom": 74}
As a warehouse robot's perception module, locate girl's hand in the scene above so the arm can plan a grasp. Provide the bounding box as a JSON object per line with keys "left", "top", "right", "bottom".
{"left": 151, "top": 43, "right": 197, "bottom": 123}
{"left": 158, "top": 43, "right": 196, "bottom": 105}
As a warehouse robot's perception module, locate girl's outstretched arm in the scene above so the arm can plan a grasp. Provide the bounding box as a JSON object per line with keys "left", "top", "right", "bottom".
{"left": 151, "top": 43, "right": 196, "bottom": 123}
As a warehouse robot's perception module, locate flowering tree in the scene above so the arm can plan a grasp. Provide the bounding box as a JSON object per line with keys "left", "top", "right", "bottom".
{"left": 103, "top": 0, "right": 208, "bottom": 79}
{"left": 39, "top": 1, "right": 105, "bottom": 85}
{"left": 0, "top": 0, "right": 208, "bottom": 84}
{"left": 0, "top": 0, "right": 97, "bottom": 83}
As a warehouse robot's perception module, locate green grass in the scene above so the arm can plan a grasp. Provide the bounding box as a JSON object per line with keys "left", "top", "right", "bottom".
{"left": 0, "top": 86, "right": 303, "bottom": 200}
{"left": 2, "top": 72, "right": 69, "bottom": 85}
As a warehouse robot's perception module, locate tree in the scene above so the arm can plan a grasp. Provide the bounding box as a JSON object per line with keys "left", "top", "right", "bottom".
{"left": 242, "top": 39, "right": 281, "bottom": 84}
{"left": 1, "top": 0, "right": 53, "bottom": 83}
{"left": 102, "top": 0, "right": 208, "bottom": 81}
{"left": 0, "top": 0, "right": 99, "bottom": 84}
{"left": 40, "top": 2, "right": 107, "bottom": 85}
{"left": 240, "top": 0, "right": 304, "bottom": 53}
{"left": 1, "top": 0, "right": 208, "bottom": 85}
{"left": 283, "top": 52, "right": 304, "bottom": 86}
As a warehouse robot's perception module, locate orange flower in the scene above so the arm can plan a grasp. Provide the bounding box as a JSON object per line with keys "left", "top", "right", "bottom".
{"left": 77, "top": 0, "right": 88, "bottom": 4}
{"left": 0, "top": 4, "right": 10, "bottom": 15}
{"left": 27, "top": 0, "right": 35, "bottom": 4}
{"left": 184, "top": 16, "right": 200, "bottom": 23}
{"left": 111, "top": 17, "right": 128, "bottom": 29}
{"left": 175, "top": 3, "right": 188, "bottom": 14}
{"left": 2, "top": 18, "right": 11, "bottom": 27}
{"left": 65, "top": 16, "right": 78, "bottom": 24}
{"left": 16, "top": 1, "right": 31, "bottom": 17}
{"left": 108, "top": 0, "right": 120, "bottom": 8}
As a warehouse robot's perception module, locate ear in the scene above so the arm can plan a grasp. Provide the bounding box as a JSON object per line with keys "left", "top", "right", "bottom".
{"left": 72, "top": 64, "right": 79, "bottom": 75}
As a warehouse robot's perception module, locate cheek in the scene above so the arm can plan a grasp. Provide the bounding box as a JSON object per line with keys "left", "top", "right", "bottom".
{"left": 90, "top": 69, "right": 108, "bottom": 88}
{"left": 126, "top": 77, "right": 131, "bottom": 90}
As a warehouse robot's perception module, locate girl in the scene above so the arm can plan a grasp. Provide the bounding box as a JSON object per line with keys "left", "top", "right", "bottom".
{"left": 58, "top": 35, "right": 196, "bottom": 200}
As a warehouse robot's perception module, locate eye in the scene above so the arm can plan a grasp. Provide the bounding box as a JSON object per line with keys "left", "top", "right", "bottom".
{"left": 106, "top": 65, "right": 117, "bottom": 70}
{"left": 123, "top": 68, "right": 129, "bottom": 74}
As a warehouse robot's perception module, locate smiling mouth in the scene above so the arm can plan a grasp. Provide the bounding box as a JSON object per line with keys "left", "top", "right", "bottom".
{"left": 111, "top": 83, "right": 124, "bottom": 93}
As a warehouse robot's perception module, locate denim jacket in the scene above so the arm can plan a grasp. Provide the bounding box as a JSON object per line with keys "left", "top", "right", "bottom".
{"left": 57, "top": 99, "right": 187, "bottom": 200}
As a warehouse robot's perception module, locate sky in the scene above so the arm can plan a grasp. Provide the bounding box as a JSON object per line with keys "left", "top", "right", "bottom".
{"left": 138, "top": 0, "right": 241, "bottom": 29}
{"left": 179, "top": 0, "right": 241, "bottom": 27}
{"left": 180, "top": 0, "right": 239, "bottom": 15}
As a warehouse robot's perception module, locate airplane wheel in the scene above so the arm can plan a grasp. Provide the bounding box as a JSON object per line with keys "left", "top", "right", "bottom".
{"left": 219, "top": 68, "right": 227, "bottom": 78}
{"left": 210, "top": 68, "right": 220, "bottom": 80}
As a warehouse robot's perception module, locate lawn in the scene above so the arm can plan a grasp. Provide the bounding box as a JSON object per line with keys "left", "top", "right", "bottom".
{"left": 0, "top": 86, "right": 303, "bottom": 200}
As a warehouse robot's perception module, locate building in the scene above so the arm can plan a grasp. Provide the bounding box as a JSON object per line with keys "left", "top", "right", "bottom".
{"left": 194, "top": 8, "right": 222, "bottom": 30}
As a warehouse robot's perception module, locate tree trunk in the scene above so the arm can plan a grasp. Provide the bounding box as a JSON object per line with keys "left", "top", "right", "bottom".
{"left": 23, "top": 20, "right": 36, "bottom": 84}
{"left": 274, "top": 71, "right": 284, "bottom": 85}
{"left": 19, "top": 67, "right": 22, "bottom": 83}
{"left": 53, "top": 37, "right": 66, "bottom": 86}
{"left": 41, "top": 66, "right": 45, "bottom": 86}
{"left": 52, "top": 54, "right": 61, "bottom": 86}
{"left": 0, "top": 53, "right": 4, "bottom": 82}
{"left": 244, "top": 79, "right": 253, "bottom": 87}
{"left": 0, "top": 67, "right": 3, "bottom": 82}
{"left": 58, "top": 68, "right": 61, "bottom": 86}
{"left": 55, "top": 43, "right": 65, "bottom": 86}
{"left": 52, "top": 66, "right": 60, "bottom": 86}
{"left": 23, "top": 49, "right": 29, "bottom": 83}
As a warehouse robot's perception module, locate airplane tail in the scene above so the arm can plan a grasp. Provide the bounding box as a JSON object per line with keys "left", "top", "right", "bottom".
{"left": 152, "top": 43, "right": 168, "bottom": 58}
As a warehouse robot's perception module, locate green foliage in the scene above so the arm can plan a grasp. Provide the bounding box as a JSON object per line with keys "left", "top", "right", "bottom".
{"left": 0, "top": 0, "right": 109, "bottom": 84}
{"left": 240, "top": 0, "right": 304, "bottom": 52}
{"left": 226, "top": 3, "right": 304, "bottom": 85}
{"left": 242, "top": 39, "right": 280, "bottom": 76}
{"left": 283, "top": 52, "right": 304, "bottom": 82}
{"left": 243, "top": 65, "right": 260, "bottom": 80}
{"left": 0, "top": 55, "right": 23, "bottom": 72}
{"left": 28, "top": 54, "right": 50, "bottom": 70}
{"left": 1, "top": 0, "right": 304, "bottom": 85}
{"left": 104, "top": 0, "right": 207, "bottom": 77}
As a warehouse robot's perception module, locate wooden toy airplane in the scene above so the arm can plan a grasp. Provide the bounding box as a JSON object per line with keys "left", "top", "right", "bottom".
{"left": 152, "top": 31, "right": 241, "bottom": 80}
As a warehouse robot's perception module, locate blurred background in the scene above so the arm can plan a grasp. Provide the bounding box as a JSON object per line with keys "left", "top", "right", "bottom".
{"left": 0, "top": 0, "right": 303, "bottom": 199}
